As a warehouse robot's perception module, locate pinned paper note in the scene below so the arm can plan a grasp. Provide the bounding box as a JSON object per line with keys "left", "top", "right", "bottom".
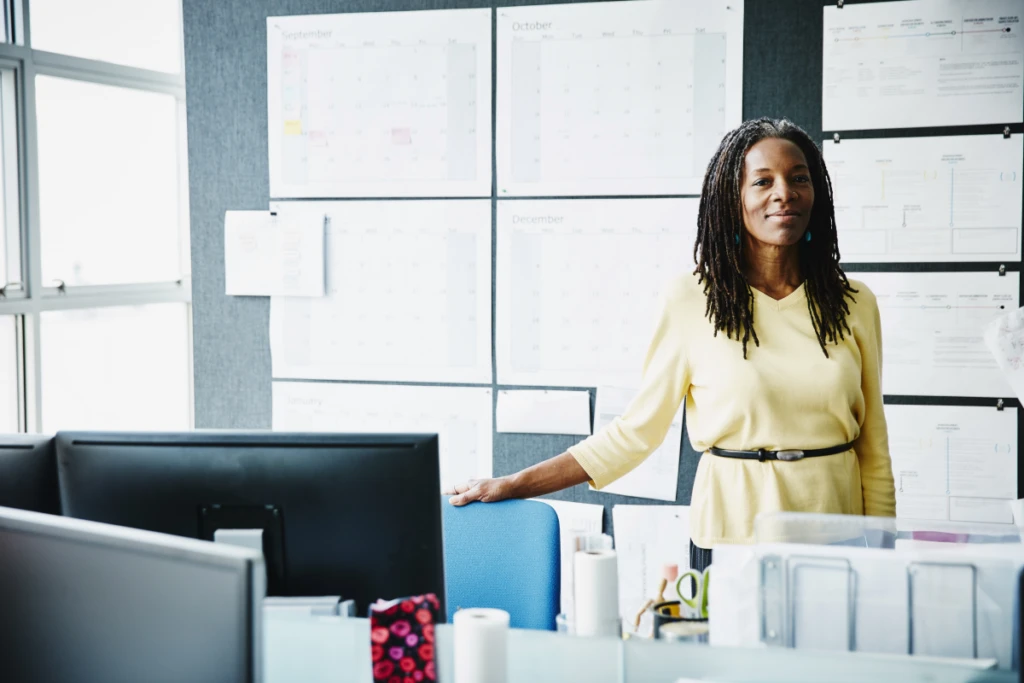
{"left": 224, "top": 211, "right": 325, "bottom": 297}
{"left": 984, "top": 306, "right": 1024, "bottom": 402}
{"left": 496, "top": 390, "right": 591, "bottom": 435}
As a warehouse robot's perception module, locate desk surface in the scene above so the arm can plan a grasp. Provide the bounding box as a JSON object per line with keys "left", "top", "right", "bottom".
{"left": 263, "top": 611, "right": 1015, "bottom": 683}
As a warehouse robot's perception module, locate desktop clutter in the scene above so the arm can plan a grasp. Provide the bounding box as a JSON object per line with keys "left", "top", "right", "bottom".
{"left": 5, "top": 431, "right": 1024, "bottom": 681}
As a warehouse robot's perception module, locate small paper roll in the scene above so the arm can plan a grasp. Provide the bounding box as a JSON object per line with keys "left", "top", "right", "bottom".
{"left": 574, "top": 549, "right": 620, "bottom": 637}
{"left": 453, "top": 608, "right": 509, "bottom": 683}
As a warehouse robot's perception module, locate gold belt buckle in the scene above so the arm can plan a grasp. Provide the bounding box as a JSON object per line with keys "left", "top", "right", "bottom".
{"left": 776, "top": 450, "right": 805, "bottom": 461}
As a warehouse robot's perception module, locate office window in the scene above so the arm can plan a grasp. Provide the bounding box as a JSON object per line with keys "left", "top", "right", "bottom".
{"left": 0, "top": 69, "right": 18, "bottom": 289}
{"left": 36, "top": 76, "right": 182, "bottom": 287}
{"left": 28, "top": 0, "right": 182, "bottom": 73}
{"left": 40, "top": 303, "right": 190, "bottom": 432}
{"left": 0, "top": 2, "right": 190, "bottom": 433}
{"left": 0, "top": 316, "right": 18, "bottom": 432}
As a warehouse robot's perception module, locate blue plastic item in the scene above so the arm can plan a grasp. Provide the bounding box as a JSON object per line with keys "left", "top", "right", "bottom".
{"left": 441, "top": 497, "right": 560, "bottom": 630}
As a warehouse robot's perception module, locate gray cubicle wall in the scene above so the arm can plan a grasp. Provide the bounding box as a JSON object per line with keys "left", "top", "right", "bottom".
{"left": 183, "top": 0, "right": 1024, "bottom": 533}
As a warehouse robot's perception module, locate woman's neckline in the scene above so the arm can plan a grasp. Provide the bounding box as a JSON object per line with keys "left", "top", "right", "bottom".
{"left": 749, "top": 282, "right": 807, "bottom": 310}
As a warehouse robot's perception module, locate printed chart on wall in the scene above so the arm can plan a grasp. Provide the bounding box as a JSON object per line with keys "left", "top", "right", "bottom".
{"left": 267, "top": 9, "right": 492, "bottom": 197}
{"left": 269, "top": 200, "right": 491, "bottom": 383}
{"left": 886, "top": 404, "right": 1017, "bottom": 524}
{"left": 496, "top": 0, "right": 744, "bottom": 196}
{"left": 826, "top": 135, "right": 1023, "bottom": 263}
{"left": 272, "top": 381, "right": 493, "bottom": 491}
{"left": 613, "top": 505, "right": 690, "bottom": 636}
{"left": 855, "top": 270, "right": 1019, "bottom": 397}
{"left": 822, "top": 0, "right": 1024, "bottom": 131}
{"left": 496, "top": 198, "right": 697, "bottom": 387}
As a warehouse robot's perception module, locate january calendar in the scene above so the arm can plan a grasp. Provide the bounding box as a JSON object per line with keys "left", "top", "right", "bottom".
{"left": 267, "top": 9, "right": 492, "bottom": 198}
{"left": 496, "top": 198, "right": 698, "bottom": 387}
{"left": 496, "top": 0, "right": 744, "bottom": 197}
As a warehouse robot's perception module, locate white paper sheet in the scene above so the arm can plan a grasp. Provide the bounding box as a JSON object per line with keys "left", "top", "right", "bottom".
{"left": 496, "top": 0, "right": 743, "bottom": 196}
{"left": 267, "top": 9, "right": 492, "bottom": 198}
{"left": 886, "top": 404, "right": 1017, "bottom": 523}
{"left": 854, "top": 270, "right": 1019, "bottom": 397}
{"left": 822, "top": 0, "right": 1024, "bottom": 130}
{"left": 495, "top": 390, "right": 591, "bottom": 435}
{"left": 269, "top": 200, "right": 492, "bottom": 383}
{"left": 983, "top": 305, "right": 1024, "bottom": 403}
{"left": 224, "top": 211, "right": 325, "bottom": 297}
{"left": 534, "top": 498, "right": 604, "bottom": 618}
{"left": 271, "top": 381, "right": 493, "bottom": 491}
{"left": 825, "top": 135, "right": 1023, "bottom": 263}
{"left": 496, "top": 198, "right": 697, "bottom": 387}
{"left": 591, "top": 386, "right": 682, "bottom": 501}
{"left": 612, "top": 504, "right": 690, "bottom": 636}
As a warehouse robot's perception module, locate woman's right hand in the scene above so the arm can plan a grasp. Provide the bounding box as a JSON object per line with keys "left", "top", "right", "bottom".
{"left": 444, "top": 451, "right": 591, "bottom": 506}
{"left": 444, "top": 477, "right": 517, "bottom": 506}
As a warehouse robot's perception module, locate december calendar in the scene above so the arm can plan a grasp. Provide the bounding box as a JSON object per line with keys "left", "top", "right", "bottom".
{"left": 496, "top": 198, "right": 698, "bottom": 387}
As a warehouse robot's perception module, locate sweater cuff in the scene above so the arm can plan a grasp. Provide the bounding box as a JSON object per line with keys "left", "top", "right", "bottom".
{"left": 568, "top": 443, "right": 615, "bottom": 489}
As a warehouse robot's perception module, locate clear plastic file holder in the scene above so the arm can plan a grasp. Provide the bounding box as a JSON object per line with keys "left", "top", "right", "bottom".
{"left": 760, "top": 553, "right": 981, "bottom": 659}
{"left": 760, "top": 554, "right": 856, "bottom": 652}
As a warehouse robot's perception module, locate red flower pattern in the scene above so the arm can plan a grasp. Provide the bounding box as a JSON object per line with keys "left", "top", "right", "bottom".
{"left": 370, "top": 594, "right": 440, "bottom": 683}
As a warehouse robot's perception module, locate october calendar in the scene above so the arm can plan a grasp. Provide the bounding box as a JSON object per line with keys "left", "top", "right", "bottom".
{"left": 496, "top": 1, "right": 744, "bottom": 196}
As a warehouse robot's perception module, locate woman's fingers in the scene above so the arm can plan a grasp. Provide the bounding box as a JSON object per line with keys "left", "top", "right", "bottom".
{"left": 448, "top": 481, "right": 484, "bottom": 506}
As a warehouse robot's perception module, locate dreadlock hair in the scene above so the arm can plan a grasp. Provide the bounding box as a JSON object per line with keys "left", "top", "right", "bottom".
{"left": 693, "top": 117, "right": 856, "bottom": 359}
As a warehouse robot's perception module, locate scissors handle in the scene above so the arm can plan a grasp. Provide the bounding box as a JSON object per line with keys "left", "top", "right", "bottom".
{"left": 674, "top": 567, "right": 710, "bottom": 618}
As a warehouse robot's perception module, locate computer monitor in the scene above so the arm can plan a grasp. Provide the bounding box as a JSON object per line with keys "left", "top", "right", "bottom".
{"left": 56, "top": 430, "right": 445, "bottom": 616}
{"left": 0, "top": 505, "right": 262, "bottom": 683}
{"left": 0, "top": 434, "right": 60, "bottom": 514}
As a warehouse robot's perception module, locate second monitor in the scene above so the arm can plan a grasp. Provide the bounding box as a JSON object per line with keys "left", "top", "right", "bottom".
{"left": 56, "top": 430, "right": 445, "bottom": 616}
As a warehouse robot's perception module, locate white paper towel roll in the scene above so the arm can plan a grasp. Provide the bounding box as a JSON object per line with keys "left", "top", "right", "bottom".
{"left": 574, "top": 549, "right": 620, "bottom": 637}
{"left": 453, "top": 608, "right": 509, "bottom": 683}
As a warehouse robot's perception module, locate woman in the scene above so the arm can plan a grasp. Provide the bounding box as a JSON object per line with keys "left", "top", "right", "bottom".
{"left": 446, "top": 118, "right": 896, "bottom": 572}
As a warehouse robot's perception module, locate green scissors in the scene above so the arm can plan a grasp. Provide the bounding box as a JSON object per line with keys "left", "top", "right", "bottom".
{"left": 674, "top": 566, "right": 710, "bottom": 619}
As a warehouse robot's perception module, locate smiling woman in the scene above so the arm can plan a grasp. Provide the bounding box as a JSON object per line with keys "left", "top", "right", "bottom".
{"left": 446, "top": 118, "right": 896, "bottom": 574}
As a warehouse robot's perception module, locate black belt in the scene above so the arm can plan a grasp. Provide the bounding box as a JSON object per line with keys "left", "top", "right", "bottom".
{"left": 708, "top": 441, "right": 855, "bottom": 463}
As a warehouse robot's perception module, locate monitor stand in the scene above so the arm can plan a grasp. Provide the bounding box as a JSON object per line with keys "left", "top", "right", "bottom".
{"left": 200, "top": 504, "right": 286, "bottom": 595}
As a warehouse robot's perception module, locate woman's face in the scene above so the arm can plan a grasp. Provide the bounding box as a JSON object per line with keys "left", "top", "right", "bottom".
{"left": 739, "top": 138, "right": 815, "bottom": 247}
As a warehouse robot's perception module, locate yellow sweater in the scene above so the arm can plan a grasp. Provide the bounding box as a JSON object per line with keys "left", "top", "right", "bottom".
{"left": 569, "top": 272, "right": 896, "bottom": 548}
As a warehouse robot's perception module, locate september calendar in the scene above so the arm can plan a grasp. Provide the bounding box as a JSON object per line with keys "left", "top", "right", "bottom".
{"left": 269, "top": 200, "right": 492, "bottom": 383}
{"left": 496, "top": 198, "right": 698, "bottom": 387}
{"left": 267, "top": 9, "right": 492, "bottom": 198}
{"left": 496, "top": 0, "right": 744, "bottom": 196}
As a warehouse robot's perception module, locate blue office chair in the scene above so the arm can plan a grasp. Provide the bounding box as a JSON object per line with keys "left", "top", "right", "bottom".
{"left": 441, "top": 497, "right": 560, "bottom": 630}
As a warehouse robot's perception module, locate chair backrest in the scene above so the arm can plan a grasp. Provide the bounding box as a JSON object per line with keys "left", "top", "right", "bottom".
{"left": 441, "top": 497, "right": 560, "bottom": 630}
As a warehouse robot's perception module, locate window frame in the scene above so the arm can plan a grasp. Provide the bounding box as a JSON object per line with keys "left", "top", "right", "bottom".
{"left": 0, "top": 0, "right": 193, "bottom": 432}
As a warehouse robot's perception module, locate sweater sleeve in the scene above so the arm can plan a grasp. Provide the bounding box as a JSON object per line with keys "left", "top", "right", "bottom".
{"left": 852, "top": 286, "right": 897, "bottom": 517}
{"left": 568, "top": 279, "right": 690, "bottom": 489}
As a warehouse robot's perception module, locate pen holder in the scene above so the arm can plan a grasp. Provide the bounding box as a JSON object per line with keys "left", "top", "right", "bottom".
{"left": 652, "top": 600, "right": 708, "bottom": 643}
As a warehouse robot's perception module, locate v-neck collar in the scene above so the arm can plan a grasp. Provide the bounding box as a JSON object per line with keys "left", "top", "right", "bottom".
{"left": 749, "top": 282, "right": 807, "bottom": 311}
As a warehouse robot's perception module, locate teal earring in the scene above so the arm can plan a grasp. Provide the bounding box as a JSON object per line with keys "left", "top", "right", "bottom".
{"left": 734, "top": 233, "right": 740, "bottom": 245}
{"left": 805, "top": 231, "right": 812, "bottom": 243}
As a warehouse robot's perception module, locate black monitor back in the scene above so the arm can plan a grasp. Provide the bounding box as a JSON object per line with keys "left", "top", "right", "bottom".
{"left": 0, "top": 434, "right": 60, "bottom": 514}
{"left": 55, "top": 430, "right": 444, "bottom": 616}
